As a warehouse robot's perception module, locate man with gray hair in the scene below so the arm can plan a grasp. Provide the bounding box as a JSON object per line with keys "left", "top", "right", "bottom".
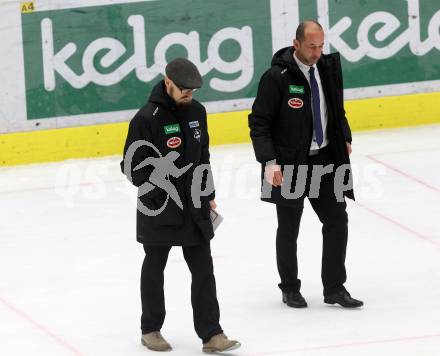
{"left": 121, "top": 58, "right": 240, "bottom": 353}
{"left": 249, "top": 21, "right": 363, "bottom": 309}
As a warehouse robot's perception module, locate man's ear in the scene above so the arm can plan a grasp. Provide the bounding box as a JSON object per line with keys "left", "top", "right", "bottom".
{"left": 164, "top": 76, "right": 170, "bottom": 87}
{"left": 163, "top": 76, "right": 171, "bottom": 97}
{"left": 293, "top": 39, "right": 300, "bottom": 50}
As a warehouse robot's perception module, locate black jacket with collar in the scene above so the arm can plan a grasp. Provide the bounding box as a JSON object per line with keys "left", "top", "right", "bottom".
{"left": 248, "top": 46, "right": 354, "bottom": 204}
{"left": 121, "top": 81, "right": 214, "bottom": 246}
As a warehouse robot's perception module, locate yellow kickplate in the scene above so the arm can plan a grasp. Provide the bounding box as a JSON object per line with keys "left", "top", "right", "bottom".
{"left": 1, "top": 92, "right": 440, "bottom": 166}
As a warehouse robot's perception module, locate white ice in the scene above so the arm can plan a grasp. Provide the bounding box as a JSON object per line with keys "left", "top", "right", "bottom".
{"left": 0, "top": 125, "right": 439, "bottom": 356}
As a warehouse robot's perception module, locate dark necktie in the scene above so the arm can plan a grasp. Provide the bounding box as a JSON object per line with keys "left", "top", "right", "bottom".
{"left": 309, "top": 66, "right": 324, "bottom": 147}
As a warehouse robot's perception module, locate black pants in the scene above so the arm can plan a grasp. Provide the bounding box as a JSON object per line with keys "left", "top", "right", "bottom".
{"left": 276, "top": 146, "right": 348, "bottom": 296}
{"left": 141, "top": 243, "right": 222, "bottom": 342}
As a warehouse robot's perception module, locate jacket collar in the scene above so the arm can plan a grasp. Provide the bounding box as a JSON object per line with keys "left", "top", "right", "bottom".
{"left": 148, "top": 80, "right": 177, "bottom": 110}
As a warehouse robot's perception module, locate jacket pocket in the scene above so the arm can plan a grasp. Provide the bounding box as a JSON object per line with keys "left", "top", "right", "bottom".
{"left": 274, "top": 145, "right": 298, "bottom": 164}
{"left": 144, "top": 192, "right": 185, "bottom": 228}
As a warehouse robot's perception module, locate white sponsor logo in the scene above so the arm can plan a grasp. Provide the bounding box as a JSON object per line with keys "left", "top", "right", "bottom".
{"left": 273, "top": 0, "right": 440, "bottom": 62}
{"left": 320, "top": 0, "right": 440, "bottom": 62}
{"left": 41, "top": 16, "right": 254, "bottom": 92}
{"left": 194, "top": 129, "right": 201, "bottom": 142}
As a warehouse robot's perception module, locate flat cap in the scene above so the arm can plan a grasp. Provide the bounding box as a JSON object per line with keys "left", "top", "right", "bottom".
{"left": 165, "top": 58, "right": 203, "bottom": 89}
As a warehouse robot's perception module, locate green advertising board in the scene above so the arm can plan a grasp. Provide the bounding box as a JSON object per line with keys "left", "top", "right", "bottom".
{"left": 21, "top": 0, "right": 272, "bottom": 119}
{"left": 327, "top": 0, "right": 440, "bottom": 88}
{"left": 21, "top": 0, "right": 440, "bottom": 120}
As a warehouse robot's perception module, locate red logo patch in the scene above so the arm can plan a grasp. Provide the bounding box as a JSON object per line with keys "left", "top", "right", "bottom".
{"left": 288, "top": 98, "right": 304, "bottom": 109}
{"left": 166, "top": 137, "right": 182, "bottom": 149}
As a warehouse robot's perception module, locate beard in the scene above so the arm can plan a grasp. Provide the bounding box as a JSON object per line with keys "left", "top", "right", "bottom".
{"left": 170, "top": 86, "right": 192, "bottom": 106}
{"left": 176, "top": 97, "right": 192, "bottom": 106}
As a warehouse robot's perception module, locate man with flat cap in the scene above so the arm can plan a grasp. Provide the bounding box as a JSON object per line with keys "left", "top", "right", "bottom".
{"left": 121, "top": 58, "right": 240, "bottom": 353}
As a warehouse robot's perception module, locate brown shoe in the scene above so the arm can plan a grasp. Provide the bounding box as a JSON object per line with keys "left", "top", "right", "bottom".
{"left": 141, "top": 332, "right": 172, "bottom": 352}
{"left": 202, "top": 333, "right": 241, "bottom": 353}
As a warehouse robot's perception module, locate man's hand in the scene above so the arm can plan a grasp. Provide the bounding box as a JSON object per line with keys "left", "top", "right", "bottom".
{"left": 346, "top": 142, "right": 352, "bottom": 155}
{"left": 265, "top": 164, "right": 283, "bottom": 187}
{"left": 209, "top": 200, "right": 217, "bottom": 209}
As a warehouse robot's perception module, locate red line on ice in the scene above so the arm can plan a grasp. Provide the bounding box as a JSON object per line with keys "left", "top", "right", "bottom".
{"left": 366, "top": 155, "right": 439, "bottom": 193}
{"left": 354, "top": 201, "right": 439, "bottom": 247}
{"left": 0, "top": 295, "right": 85, "bottom": 356}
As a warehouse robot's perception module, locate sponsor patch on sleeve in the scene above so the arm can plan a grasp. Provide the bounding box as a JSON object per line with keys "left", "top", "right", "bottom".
{"left": 188, "top": 120, "right": 200, "bottom": 128}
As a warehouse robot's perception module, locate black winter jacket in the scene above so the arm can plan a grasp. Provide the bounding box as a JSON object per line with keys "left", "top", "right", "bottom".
{"left": 248, "top": 47, "right": 354, "bottom": 204}
{"left": 121, "top": 81, "right": 215, "bottom": 245}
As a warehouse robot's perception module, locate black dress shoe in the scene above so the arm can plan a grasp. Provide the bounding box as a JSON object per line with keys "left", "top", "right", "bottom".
{"left": 282, "top": 291, "right": 307, "bottom": 308}
{"left": 324, "top": 290, "right": 364, "bottom": 308}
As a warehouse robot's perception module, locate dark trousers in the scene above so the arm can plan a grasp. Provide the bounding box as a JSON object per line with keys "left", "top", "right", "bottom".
{"left": 141, "top": 243, "right": 223, "bottom": 342}
{"left": 276, "top": 146, "right": 348, "bottom": 296}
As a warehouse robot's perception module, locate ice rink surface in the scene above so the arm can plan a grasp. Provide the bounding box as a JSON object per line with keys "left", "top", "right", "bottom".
{"left": 1, "top": 125, "right": 439, "bottom": 356}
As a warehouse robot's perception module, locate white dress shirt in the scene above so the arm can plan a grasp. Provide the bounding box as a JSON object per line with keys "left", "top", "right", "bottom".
{"left": 293, "top": 52, "right": 328, "bottom": 150}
